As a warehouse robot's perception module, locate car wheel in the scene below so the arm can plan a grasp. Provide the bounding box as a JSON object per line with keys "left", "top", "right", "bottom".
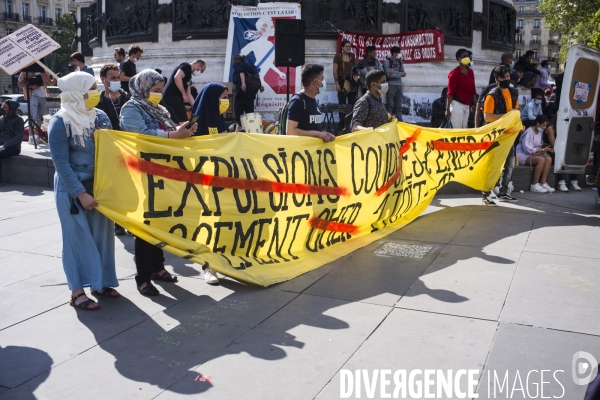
{"left": 16, "top": 109, "right": 22, "bottom": 116}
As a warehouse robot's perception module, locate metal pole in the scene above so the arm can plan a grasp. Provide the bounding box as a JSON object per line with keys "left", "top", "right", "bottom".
{"left": 25, "top": 81, "right": 37, "bottom": 150}
{"left": 286, "top": 66, "right": 290, "bottom": 103}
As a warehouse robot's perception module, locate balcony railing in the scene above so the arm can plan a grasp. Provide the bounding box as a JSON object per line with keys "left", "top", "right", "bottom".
{"left": 548, "top": 39, "right": 557, "bottom": 45}
{"left": 23, "top": 15, "right": 31, "bottom": 22}
{"left": 515, "top": 0, "right": 539, "bottom": 2}
{"left": 37, "top": 16, "right": 53, "bottom": 25}
{"left": 530, "top": 40, "right": 541, "bottom": 45}
{"left": 519, "top": 10, "right": 544, "bottom": 15}
{"left": 3, "top": 12, "right": 20, "bottom": 22}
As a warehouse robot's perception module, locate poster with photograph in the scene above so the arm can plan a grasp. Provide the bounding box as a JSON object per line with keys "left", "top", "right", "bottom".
{"left": 223, "top": 3, "right": 302, "bottom": 112}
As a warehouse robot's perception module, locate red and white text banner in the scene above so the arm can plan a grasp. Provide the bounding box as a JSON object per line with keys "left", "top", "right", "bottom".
{"left": 337, "top": 29, "right": 444, "bottom": 64}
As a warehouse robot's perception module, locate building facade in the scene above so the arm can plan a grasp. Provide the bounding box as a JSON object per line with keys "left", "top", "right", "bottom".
{"left": 513, "top": 0, "right": 561, "bottom": 74}
{"left": 0, "top": 0, "right": 76, "bottom": 93}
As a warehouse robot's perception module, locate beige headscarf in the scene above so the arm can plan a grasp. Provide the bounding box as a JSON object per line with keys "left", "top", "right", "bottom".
{"left": 56, "top": 71, "right": 97, "bottom": 146}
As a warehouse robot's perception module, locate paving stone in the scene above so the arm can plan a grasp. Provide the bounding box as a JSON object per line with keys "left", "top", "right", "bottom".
{"left": 388, "top": 208, "right": 476, "bottom": 244}
{"left": 317, "top": 308, "right": 498, "bottom": 400}
{"left": 397, "top": 245, "right": 520, "bottom": 320}
{"left": 10, "top": 289, "right": 297, "bottom": 399}
{"left": 0, "top": 211, "right": 59, "bottom": 238}
{"left": 159, "top": 294, "right": 390, "bottom": 400}
{"left": 0, "top": 224, "right": 62, "bottom": 253}
{"left": 525, "top": 215, "right": 600, "bottom": 259}
{"left": 303, "top": 239, "right": 443, "bottom": 306}
{"left": 477, "top": 322, "right": 600, "bottom": 399}
{"left": 1, "top": 252, "right": 63, "bottom": 287}
{"left": 501, "top": 252, "right": 600, "bottom": 335}
{"left": 450, "top": 210, "right": 535, "bottom": 251}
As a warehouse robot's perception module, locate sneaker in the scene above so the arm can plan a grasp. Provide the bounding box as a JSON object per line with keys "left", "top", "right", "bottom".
{"left": 558, "top": 180, "right": 569, "bottom": 192}
{"left": 203, "top": 268, "right": 220, "bottom": 285}
{"left": 497, "top": 193, "right": 518, "bottom": 202}
{"left": 492, "top": 186, "right": 500, "bottom": 196}
{"left": 542, "top": 183, "right": 555, "bottom": 193}
{"left": 570, "top": 180, "right": 582, "bottom": 191}
{"left": 530, "top": 183, "right": 548, "bottom": 193}
{"left": 508, "top": 181, "right": 514, "bottom": 194}
{"left": 482, "top": 193, "right": 497, "bottom": 206}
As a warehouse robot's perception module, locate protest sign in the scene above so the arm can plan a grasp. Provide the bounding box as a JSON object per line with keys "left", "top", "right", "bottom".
{"left": 0, "top": 36, "right": 36, "bottom": 75}
{"left": 337, "top": 29, "right": 444, "bottom": 64}
{"left": 223, "top": 3, "right": 301, "bottom": 112}
{"left": 94, "top": 111, "right": 522, "bottom": 287}
{"left": 0, "top": 24, "right": 60, "bottom": 76}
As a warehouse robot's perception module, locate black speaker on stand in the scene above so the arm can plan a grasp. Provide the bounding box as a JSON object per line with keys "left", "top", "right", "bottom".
{"left": 274, "top": 19, "right": 305, "bottom": 103}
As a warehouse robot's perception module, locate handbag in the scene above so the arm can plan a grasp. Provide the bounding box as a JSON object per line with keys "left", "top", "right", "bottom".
{"left": 343, "top": 79, "right": 352, "bottom": 93}
{"left": 72, "top": 180, "right": 94, "bottom": 213}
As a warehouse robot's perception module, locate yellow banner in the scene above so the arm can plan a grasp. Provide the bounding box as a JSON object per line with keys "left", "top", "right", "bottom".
{"left": 94, "top": 110, "right": 521, "bottom": 286}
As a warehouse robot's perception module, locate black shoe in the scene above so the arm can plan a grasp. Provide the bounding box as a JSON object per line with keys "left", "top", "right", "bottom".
{"left": 137, "top": 282, "right": 160, "bottom": 297}
{"left": 497, "top": 193, "right": 518, "bottom": 202}
{"left": 482, "top": 192, "right": 497, "bottom": 206}
{"left": 114, "top": 225, "right": 126, "bottom": 236}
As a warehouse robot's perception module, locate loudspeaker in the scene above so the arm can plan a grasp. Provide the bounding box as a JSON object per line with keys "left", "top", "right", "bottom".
{"left": 275, "top": 19, "right": 305, "bottom": 67}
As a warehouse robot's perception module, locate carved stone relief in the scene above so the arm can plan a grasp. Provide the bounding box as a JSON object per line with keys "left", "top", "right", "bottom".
{"left": 472, "top": 11, "right": 487, "bottom": 31}
{"left": 403, "top": 0, "right": 473, "bottom": 46}
{"left": 482, "top": 0, "right": 515, "bottom": 50}
{"left": 105, "top": 0, "right": 157, "bottom": 44}
{"left": 382, "top": 2, "right": 402, "bottom": 24}
{"left": 157, "top": 3, "right": 172, "bottom": 24}
{"left": 86, "top": 0, "right": 102, "bottom": 48}
{"left": 80, "top": 7, "right": 93, "bottom": 56}
{"left": 170, "top": 0, "right": 380, "bottom": 40}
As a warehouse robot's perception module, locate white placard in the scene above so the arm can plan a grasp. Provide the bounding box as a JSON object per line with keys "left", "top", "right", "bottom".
{"left": 573, "top": 81, "right": 590, "bottom": 103}
{"left": 0, "top": 36, "right": 36, "bottom": 75}
{"left": 9, "top": 24, "right": 60, "bottom": 60}
{"left": 0, "top": 24, "right": 60, "bottom": 75}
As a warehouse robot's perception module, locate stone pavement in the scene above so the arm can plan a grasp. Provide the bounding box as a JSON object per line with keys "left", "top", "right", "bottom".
{"left": 0, "top": 184, "right": 599, "bottom": 400}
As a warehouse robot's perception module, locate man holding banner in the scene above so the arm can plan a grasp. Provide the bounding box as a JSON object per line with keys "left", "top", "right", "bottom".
{"left": 286, "top": 64, "right": 335, "bottom": 142}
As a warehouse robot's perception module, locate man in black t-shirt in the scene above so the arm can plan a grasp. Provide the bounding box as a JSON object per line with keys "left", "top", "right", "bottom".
{"left": 119, "top": 44, "right": 143, "bottom": 93}
{"left": 161, "top": 59, "right": 206, "bottom": 123}
{"left": 96, "top": 63, "right": 131, "bottom": 235}
{"left": 286, "top": 64, "right": 335, "bottom": 142}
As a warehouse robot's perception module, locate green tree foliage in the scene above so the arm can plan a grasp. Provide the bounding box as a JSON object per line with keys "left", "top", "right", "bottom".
{"left": 46, "top": 14, "right": 77, "bottom": 76}
{"left": 540, "top": 0, "right": 600, "bottom": 62}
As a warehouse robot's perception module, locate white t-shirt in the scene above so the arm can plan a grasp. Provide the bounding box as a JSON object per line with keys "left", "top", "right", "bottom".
{"left": 31, "top": 73, "right": 46, "bottom": 98}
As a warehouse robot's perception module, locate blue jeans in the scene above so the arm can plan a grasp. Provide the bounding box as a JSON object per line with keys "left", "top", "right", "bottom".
{"left": 54, "top": 174, "right": 118, "bottom": 291}
{"left": 0, "top": 146, "right": 20, "bottom": 182}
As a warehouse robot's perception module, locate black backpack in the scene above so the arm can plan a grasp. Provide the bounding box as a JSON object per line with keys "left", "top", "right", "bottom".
{"left": 242, "top": 72, "right": 261, "bottom": 98}
{"left": 343, "top": 95, "right": 371, "bottom": 134}
{"left": 278, "top": 94, "right": 305, "bottom": 135}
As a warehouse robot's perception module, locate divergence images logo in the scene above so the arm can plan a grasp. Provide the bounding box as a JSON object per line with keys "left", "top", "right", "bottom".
{"left": 572, "top": 351, "right": 598, "bottom": 386}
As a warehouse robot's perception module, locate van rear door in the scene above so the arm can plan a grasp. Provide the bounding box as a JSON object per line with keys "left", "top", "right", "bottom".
{"left": 554, "top": 44, "right": 600, "bottom": 174}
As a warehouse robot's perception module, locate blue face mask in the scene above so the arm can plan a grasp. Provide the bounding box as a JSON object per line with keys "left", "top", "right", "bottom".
{"left": 535, "top": 99, "right": 542, "bottom": 105}
{"left": 510, "top": 60, "right": 515, "bottom": 68}
{"left": 317, "top": 78, "right": 326, "bottom": 94}
{"left": 537, "top": 127, "right": 544, "bottom": 133}
{"left": 108, "top": 81, "right": 121, "bottom": 92}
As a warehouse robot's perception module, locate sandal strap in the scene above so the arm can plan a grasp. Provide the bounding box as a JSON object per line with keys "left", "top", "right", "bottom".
{"left": 77, "top": 299, "right": 97, "bottom": 309}
{"left": 71, "top": 292, "right": 87, "bottom": 301}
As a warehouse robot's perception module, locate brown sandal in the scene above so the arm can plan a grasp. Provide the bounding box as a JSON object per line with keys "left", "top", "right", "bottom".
{"left": 70, "top": 293, "right": 100, "bottom": 311}
{"left": 91, "top": 288, "right": 120, "bottom": 298}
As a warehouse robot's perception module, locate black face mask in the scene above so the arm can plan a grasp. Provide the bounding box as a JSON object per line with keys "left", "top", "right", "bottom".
{"left": 498, "top": 80, "right": 511, "bottom": 89}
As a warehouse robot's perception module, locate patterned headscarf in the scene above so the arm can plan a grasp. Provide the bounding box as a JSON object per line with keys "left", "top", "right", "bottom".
{"left": 56, "top": 71, "right": 97, "bottom": 146}
{"left": 129, "top": 69, "right": 176, "bottom": 131}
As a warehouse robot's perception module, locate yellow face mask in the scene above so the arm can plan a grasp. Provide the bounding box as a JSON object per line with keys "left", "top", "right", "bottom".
{"left": 219, "top": 98, "right": 229, "bottom": 115}
{"left": 148, "top": 92, "right": 163, "bottom": 106}
{"left": 460, "top": 57, "right": 471, "bottom": 66}
{"left": 84, "top": 91, "right": 101, "bottom": 109}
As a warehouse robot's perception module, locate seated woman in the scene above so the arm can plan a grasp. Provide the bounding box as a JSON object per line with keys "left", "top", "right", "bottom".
{"left": 521, "top": 88, "right": 544, "bottom": 128}
{"left": 49, "top": 72, "right": 119, "bottom": 311}
{"left": 192, "top": 82, "right": 229, "bottom": 136}
{"left": 0, "top": 100, "right": 25, "bottom": 185}
{"left": 516, "top": 115, "right": 555, "bottom": 193}
{"left": 119, "top": 69, "right": 220, "bottom": 294}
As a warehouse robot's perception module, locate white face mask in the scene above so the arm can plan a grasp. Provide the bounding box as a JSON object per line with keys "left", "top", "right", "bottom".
{"left": 377, "top": 82, "right": 389, "bottom": 95}
{"left": 193, "top": 70, "right": 202, "bottom": 76}
{"left": 132, "top": 57, "right": 138, "bottom": 63}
